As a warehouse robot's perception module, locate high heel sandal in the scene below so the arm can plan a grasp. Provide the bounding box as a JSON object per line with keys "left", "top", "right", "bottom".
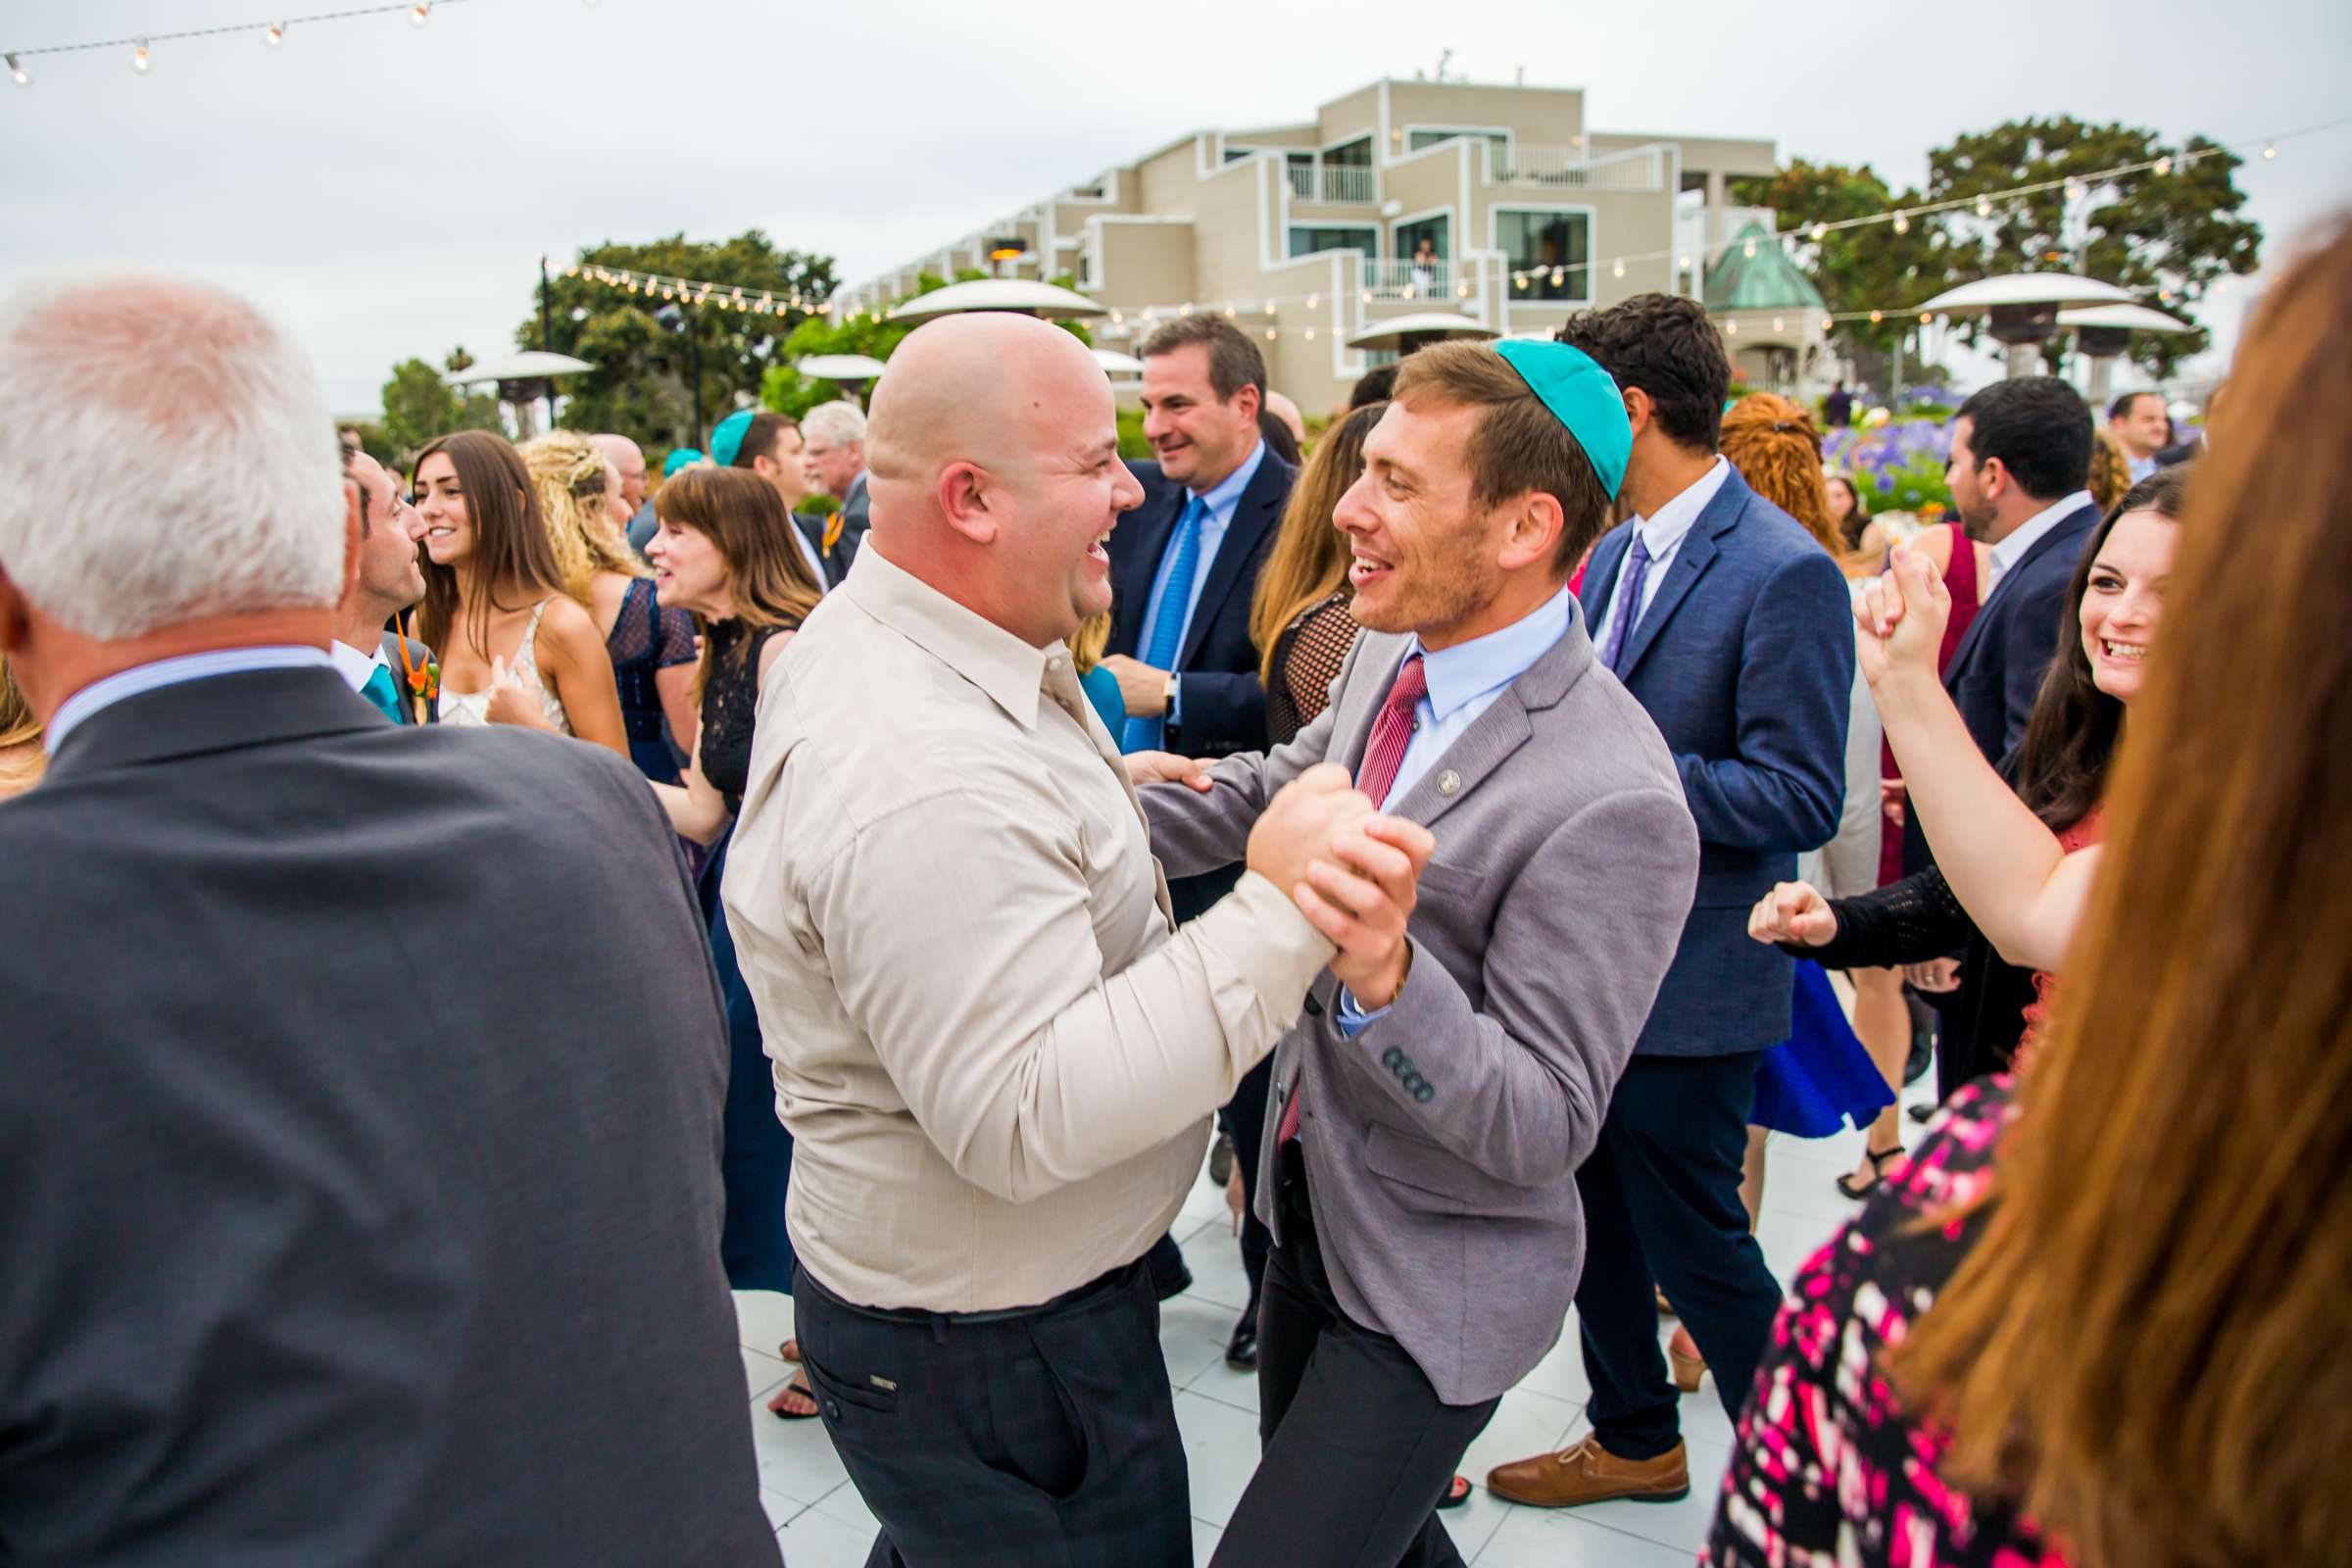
{"left": 1836, "top": 1145, "right": 1904, "bottom": 1200}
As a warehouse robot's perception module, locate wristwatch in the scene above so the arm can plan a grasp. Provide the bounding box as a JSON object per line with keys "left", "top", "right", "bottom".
{"left": 1161, "top": 671, "right": 1178, "bottom": 716}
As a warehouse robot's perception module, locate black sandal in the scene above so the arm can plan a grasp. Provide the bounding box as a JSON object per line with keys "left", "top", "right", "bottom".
{"left": 1436, "top": 1474, "right": 1471, "bottom": 1510}
{"left": 1837, "top": 1145, "right": 1904, "bottom": 1200}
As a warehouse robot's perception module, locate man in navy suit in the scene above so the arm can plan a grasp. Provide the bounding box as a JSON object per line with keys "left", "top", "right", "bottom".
{"left": 1488, "top": 293, "right": 1852, "bottom": 1509}
{"left": 325, "top": 449, "right": 433, "bottom": 724}
{"left": 1105, "top": 315, "right": 1297, "bottom": 1367}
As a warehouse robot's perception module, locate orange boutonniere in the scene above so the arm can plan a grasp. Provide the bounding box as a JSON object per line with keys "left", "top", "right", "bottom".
{"left": 408, "top": 661, "right": 440, "bottom": 701}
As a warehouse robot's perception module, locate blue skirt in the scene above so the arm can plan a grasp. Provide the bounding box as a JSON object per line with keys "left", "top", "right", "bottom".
{"left": 1750, "top": 961, "right": 1896, "bottom": 1138}
{"left": 700, "top": 831, "right": 798, "bottom": 1294}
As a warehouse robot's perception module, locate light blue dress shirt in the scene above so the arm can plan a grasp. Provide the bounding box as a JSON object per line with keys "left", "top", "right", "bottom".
{"left": 1138, "top": 438, "right": 1267, "bottom": 723}
{"left": 1336, "top": 587, "right": 1577, "bottom": 1032}
{"left": 1586, "top": 456, "right": 1729, "bottom": 659}
{"left": 46, "top": 646, "right": 333, "bottom": 752}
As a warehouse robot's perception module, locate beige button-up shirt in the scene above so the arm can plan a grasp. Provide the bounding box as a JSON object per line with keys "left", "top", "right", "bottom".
{"left": 722, "top": 546, "right": 1333, "bottom": 1312}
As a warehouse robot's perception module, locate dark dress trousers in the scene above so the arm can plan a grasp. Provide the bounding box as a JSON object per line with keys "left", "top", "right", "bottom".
{"left": 1573, "top": 467, "right": 1854, "bottom": 1456}
{"left": 0, "top": 666, "right": 769, "bottom": 1566}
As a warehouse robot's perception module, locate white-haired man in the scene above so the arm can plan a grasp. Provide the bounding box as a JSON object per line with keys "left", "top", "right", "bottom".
{"left": 800, "top": 399, "right": 871, "bottom": 575}
{"left": 0, "top": 275, "right": 769, "bottom": 1564}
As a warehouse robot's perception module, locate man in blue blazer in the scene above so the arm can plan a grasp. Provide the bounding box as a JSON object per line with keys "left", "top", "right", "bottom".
{"left": 1105, "top": 315, "right": 1298, "bottom": 1364}
{"left": 1488, "top": 294, "right": 1853, "bottom": 1509}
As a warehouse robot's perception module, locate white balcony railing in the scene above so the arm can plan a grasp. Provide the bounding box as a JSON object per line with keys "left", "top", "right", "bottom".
{"left": 1287, "top": 164, "right": 1376, "bottom": 204}
{"left": 1360, "top": 259, "right": 1466, "bottom": 303}
{"left": 1486, "top": 143, "right": 1669, "bottom": 193}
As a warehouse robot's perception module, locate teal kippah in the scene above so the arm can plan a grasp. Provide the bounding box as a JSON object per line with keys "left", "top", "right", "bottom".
{"left": 1493, "top": 339, "right": 1631, "bottom": 501}
{"left": 662, "top": 448, "right": 704, "bottom": 478}
{"left": 709, "top": 409, "right": 756, "bottom": 468}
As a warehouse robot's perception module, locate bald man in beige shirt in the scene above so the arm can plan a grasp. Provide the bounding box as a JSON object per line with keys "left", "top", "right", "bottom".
{"left": 722, "top": 313, "right": 1432, "bottom": 1566}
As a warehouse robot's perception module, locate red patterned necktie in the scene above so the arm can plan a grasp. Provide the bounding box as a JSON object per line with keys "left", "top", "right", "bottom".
{"left": 1278, "top": 653, "right": 1427, "bottom": 1145}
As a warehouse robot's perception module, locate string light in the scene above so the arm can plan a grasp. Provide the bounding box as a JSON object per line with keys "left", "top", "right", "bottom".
{"left": 2263, "top": 141, "right": 2278, "bottom": 159}
{"left": 1742, "top": 237, "right": 1757, "bottom": 259}
{"left": 1304, "top": 328, "right": 1315, "bottom": 341}
{"left": 1821, "top": 315, "right": 1835, "bottom": 332}
{"left": 1891, "top": 210, "right": 1910, "bottom": 234}
{"left": 5, "top": 53, "right": 26, "bottom": 86}
{"left": 1870, "top": 310, "right": 1884, "bottom": 324}
{"left": 1455, "top": 279, "right": 1470, "bottom": 298}
{"left": 1263, "top": 299, "right": 1276, "bottom": 315}
{"left": 265, "top": 24, "right": 285, "bottom": 46}
{"left": 1550, "top": 267, "right": 1565, "bottom": 287}
{"left": 1772, "top": 316, "right": 1785, "bottom": 331}
{"left": 1612, "top": 259, "right": 1625, "bottom": 278}
{"left": 1305, "top": 292, "right": 1319, "bottom": 309}
{"left": 1808, "top": 222, "right": 1828, "bottom": 242}
{"left": 1919, "top": 311, "right": 1933, "bottom": 324}
{"left": 409, "top": 4, "right": 430, "bottom": 24}
{"left": 1975, "top": 196, "right": 1993, "bottom": 218}
{"left": 2152, "top": 156, "right": 2173, "bottom": 176}
{"left": 1724, "top": 319, "right": 1737, "bottom": 335}
{"left": 2063, "top": 178, "right": 2085, "bottom": 202}
{"left": 1265, "top": 328, "right": 1277, "bottom": 341}
{"left": 131, "top": 40, "right": 150, "bottom": 72}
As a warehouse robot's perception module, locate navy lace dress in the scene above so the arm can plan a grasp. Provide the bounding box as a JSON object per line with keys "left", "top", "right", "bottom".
{"left": 696, "top": 617, "right": 798, "bottom": 1294}
{"left": 606, "top": 577, "right": 698, "bottom": 786}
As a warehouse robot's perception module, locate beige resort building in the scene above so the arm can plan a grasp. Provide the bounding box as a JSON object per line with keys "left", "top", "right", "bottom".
{"left": 831, "top": 77, "right": 1830, "bottom": 415}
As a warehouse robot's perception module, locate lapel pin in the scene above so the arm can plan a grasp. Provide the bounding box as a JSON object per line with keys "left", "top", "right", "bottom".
{"left": 1437, "top": 769, "right": 1461, "bottom": 796}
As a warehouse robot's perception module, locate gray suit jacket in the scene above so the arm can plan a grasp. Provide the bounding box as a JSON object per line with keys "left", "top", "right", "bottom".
{"left": 0, "top": 667, "right": 770, "bottom": 1565}
{"left": 1142, "top": 611, "right": 1698, "bottom": 1403}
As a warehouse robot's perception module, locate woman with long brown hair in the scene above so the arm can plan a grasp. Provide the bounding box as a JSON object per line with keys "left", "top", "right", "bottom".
{"left": 1248, "top": 400, "right": 1381, "bottom": 743}
{"left": 1707, "top": 217, "right": 2352, "bottom": 1568}
{"left": 413, "top": 429, "right": 626, "bottom": 756}
{"left": 640, "top": 466, "right": 824, "bottom": 1419}
{"left": 519, "top": 430, "right": 698, "bottom": 784}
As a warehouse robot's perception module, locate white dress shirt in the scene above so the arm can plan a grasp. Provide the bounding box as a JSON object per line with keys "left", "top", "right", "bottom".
{"left": 326, "top": 638, "right": 389, "bottom": 692}
{"left": 1587, "top": 456, "right": 1732, "bottom": 655}
{"left": 1986, "top": 490, "right": 2093, "bottom": 597}
{"left": 47, "top": 646, "right": 332, "bottom": 752}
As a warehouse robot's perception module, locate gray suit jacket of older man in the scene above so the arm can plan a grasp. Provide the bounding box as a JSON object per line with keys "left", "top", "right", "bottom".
{"left": 1141, "top": 610, "right": 1698, "bottom": 1404}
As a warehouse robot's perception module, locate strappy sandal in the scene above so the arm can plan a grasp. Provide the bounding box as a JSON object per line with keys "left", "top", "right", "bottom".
{"left": 766, "top": 1371, "right": 820, "bottom": 1421}
{"left": 1436, "top": 1473, "right": 1471, "bottom": 1510}
{"left": 1837, "top": 1145, "right": 1904, "bottom": 1200}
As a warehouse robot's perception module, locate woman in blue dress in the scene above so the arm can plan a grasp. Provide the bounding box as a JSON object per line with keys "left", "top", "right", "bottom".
{"left": 641, "top": 466, "right": 825, "bottom": 1418}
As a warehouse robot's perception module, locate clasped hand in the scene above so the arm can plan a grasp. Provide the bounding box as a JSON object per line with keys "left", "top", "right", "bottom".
{"left": 1855, "top": 544, "right": 1952, "bottom": 691}
{"left": 1246, "top": 764, "right": 1435, "bottom": 1009}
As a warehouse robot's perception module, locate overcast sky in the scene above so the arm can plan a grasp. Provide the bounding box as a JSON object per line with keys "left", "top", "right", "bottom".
{"left": 6, "top": 0, "right": 2347, "bottom": 414}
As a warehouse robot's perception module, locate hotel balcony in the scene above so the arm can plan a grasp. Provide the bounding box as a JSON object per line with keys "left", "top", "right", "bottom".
{"left": 1485, "top": 142, "right": 1670, "bottom": 193}
{"left": 1286, "top": 164, "right": 1376, "bottom": 205}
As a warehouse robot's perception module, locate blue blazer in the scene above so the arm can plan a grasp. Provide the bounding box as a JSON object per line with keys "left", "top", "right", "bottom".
{"left": 1578, "top": 467, "right": 1854, "bottom": 1056}
{"left": 1109, "top": 451, "right": 1296, "bottom": 759}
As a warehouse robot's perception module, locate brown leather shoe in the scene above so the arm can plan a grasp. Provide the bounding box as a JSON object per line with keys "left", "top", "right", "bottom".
{"left": 1668, "top": 1325, "right": 1706, "bottom": 1394}
{"left": 1486, "top": 1433, "right": 1690, "bottom": 1507}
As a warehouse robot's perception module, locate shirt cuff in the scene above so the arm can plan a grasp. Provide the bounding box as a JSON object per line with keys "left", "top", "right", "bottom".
{"left": 1335, "top": 986, "right": 1393, "bottom": 1037}
{"left": 1166, "top": 673, "right": 1182, "bottom": 726}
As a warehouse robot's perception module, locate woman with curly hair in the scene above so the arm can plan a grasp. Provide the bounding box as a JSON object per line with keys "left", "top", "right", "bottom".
{"left": 519, "top": 431, "right": 698, "bottom": 784}
{"left": 0, "top": 653, "right": 40, "bottom": 799}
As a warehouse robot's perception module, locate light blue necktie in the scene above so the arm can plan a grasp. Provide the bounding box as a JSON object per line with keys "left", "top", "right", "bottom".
{"left": 1122, "top": 496, "right": 1207, "bottom": 752}
{"left": 359, "top": 662, "right": 406, "bottom": 725}
{"left": 1594, "top": 529, "right": 1654, "bottom": 675}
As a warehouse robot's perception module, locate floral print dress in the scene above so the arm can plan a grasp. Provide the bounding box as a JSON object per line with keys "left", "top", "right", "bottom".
{"left": 1705, "top": 1080, "right": 2070, "bottom": 1567}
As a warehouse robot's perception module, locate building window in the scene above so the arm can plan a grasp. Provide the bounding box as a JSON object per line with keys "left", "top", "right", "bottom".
{"left": 1496, "top": 210, "right": 1590, "bottom": 301}
{"left": 1324, "top": 136, "right": 1372, "bottom": 169}
{"left": 1289, "top": 224, "right": 1378, "bottom": 259}
{"left": 1395, "top": 214, "right": 1450, "bottom": 263}
{"left": 1407, "top": 127, "right": 1509, "bottom": 155}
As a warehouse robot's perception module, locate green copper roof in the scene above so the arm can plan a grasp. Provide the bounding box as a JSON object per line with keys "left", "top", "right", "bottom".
{"left": 1704, "top": 222, "right": 1826, "bottom": 313}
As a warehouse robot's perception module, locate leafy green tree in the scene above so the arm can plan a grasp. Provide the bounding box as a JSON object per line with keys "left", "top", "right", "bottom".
{"left": 1924, "top": 118, "right": 2257, "bottom": 374}
{"left": 377, "top": 354, "right": 500, "bottom": 463}
{"left": 1742, "top": 120, "right": 2258, "bottom": 382}
{"left": 515, "top": 231, "right": 838, "bottom": 454}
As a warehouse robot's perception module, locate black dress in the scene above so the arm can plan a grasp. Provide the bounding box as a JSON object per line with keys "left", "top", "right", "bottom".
{"left": 1265, "top": 592, "right": 1359, "bottom": 745}
{"left": 606, "top": 577, "right": 698, "bottom": 786}
{"left": 696, "top": 617, "right": 797, "bottom": 1293}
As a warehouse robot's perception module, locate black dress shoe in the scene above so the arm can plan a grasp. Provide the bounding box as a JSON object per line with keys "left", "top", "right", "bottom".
{"left": 1225, "top": 1315, "right": 1258, "bottom": 1370}
{"left": 1146, "top": 1234, "right": 1193, "bottom": 1301}
{"left": 1207, "top": 1133, "right": 1236, "bottom": 1188}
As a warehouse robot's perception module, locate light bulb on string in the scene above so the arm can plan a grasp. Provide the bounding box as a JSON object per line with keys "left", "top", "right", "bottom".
{"left": 1808, "top": 222, "right": 1827, "bottom": 242}
{"left": 1265, "top": 328, "right": 1277, "bottom": 342}
{"left": 2064, "top": 179, "right": 2085, "bottom": 202}
{"left": 411, "top": 4, "right": 431, "bottom": 25}
{"left": 1304, "top": 328, "right": 1315, "bottom": 341}
{"left": 1891, "top": 210, "right": 1910, "bottom": 234}
{"left": 1918, "top": 311, "right": 1932, "bottom": 325}
{"left": 1612, "top": 259, "right": 1625, "bottom": 278}
{"left": 2152, "top": 156, "right": 2173, "bottom": 176}
{"left": 1724, "top": 319, "right": 1737, "bottom": 335}
{"left": 1773, "top": 317, "right": 1785, "bottom": 332}
{"left": 1455, "top": 280, "right": 1470, "bottom": 298}
{"left": 1515, "top": 273, "right": 1528, "bottom": 290}
{"left": 1975, "top": 196, "right": 1993, "bottom": 219}
{"left": 1550, "top": 268, "right": 1565, "bottom": 287}
{"left": 1306, "top": 292, "right": 1318, "bottom": 309}
{"left": 265, "top": 24, "right": 285, "bottom": 46}
{"left": 1870, "top": 310, "right": 1884, "bottom": 324}
{"left": 1742, "top": 237, "right": 1757, "bottom": 259}
{"left": 2262, "top": 141, "right": 2278, "bottom": 160}
{"left": 1360, "top": 289, "right": 1372, "bottom": 305}
{"left": 1678, "top": 255, "right": 1691, "bottom": 271}
{"left": 132, "top": 41, "right": 151, "bottom": 73}
{"left": 1821, "top": 315, "right": 1835, "bottom": 332}
{"left": 6, "top": 53, "right": 27, "bottom": 86}
{"left": 1224, "top": 304, "right": 1236, "bottom": 319}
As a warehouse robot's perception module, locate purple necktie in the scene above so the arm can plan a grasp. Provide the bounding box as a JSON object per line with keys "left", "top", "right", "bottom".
{"left": 1594, "top": 529, "right": 1653, "bottom": 673}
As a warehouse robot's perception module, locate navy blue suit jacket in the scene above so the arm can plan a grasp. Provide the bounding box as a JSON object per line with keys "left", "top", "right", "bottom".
{"left": 1943, "top": 499, "right": 2101, "bottom": 763}
{"left": 1578, "top": 467, "right": 1854, "bottom": 1056}
{"left": 1109, "top": 449, "right": 1295, "bottom": 760}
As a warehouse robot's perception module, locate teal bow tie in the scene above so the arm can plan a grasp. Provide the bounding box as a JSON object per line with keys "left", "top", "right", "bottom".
{"left": 360, "top": 662, "right": 406, "bottom": 725}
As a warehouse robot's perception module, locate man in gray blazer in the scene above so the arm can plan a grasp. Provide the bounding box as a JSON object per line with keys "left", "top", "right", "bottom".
{"left": 1133, "top": 340, "right": 1698, "bottom": 1568}
{"left": 0, "top": 274, "right": 771, "bottom": 1566}
{"left": 801, "top": 398, "right": 871, "bottom": 580}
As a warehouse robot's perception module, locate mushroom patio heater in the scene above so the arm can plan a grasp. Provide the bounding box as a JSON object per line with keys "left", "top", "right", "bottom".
{"left": 445, "top": 350, "right": 596, "bottom": 439}
{"left": 2055, "top": 303, "right": 2192, "bottom": 407}
{"left": 885, "top": 278, "right": 1108, "bottom": 324}
{"left": 1343, "top": 311, "right": 1499, "bottom": 357}
{"left": 1913, "top": 274, "right": 2135, "bottom": 378}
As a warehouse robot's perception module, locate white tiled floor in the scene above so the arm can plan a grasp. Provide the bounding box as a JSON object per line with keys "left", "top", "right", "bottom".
{"left": 739, "top": 1074, "right": 1935, "bottom": 1565}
